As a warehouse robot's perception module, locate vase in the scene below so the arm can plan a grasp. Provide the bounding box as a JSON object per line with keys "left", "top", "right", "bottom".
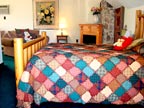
{"left": 93, "top": 14, "right": 100, "bottom": 24}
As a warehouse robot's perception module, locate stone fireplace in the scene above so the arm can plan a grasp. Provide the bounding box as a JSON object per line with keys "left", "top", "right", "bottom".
{"left": 79, "top": 24, "right": 102, "bottom": 45}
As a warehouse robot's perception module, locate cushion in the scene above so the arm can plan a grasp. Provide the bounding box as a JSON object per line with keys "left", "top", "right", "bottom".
{"left": 15, "top": 29, "right": 37, "bottom": 42}
{"left": 1, "top": 31, "right": 12, "bottom": 38}
{"left": 132, "top": 43, "right": 144, "bottom": 54}
{"left": 29, "top": 30, "right": 39, "bottom": 40}
{"left": 8, "top": 31, "right": 17, "bottom": 38}
{"left": 15, "top": 28, "right": 30, "bottom": 38}
{"left": 0, "top": 31, "right": 5, "bottom": 38}
{"left": 126, "top": 38, "right": 144, "bottom": 50}
{"left": 29, "top": 32, "right": 37, "bottom": 39}
{"left": 23, "top": 31, "right": 31, "bottom": 42}
{"left": 15, "top": 29, "right": 39, "bottom": 42}
{"left": 113, "top": 37, "right": 133, "bottom": 51}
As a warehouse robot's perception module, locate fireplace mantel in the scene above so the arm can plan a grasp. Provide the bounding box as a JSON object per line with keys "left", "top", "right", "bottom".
{"left": 79, "top": 24, "right": 102, "bottom": 45}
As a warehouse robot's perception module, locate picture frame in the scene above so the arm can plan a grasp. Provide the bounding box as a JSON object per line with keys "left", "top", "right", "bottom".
{"left": 33, "top": 0, "right": 59, "bottom": 29}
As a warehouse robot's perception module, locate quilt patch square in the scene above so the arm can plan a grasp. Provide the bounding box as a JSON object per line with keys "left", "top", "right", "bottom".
{"left": 103, "top": 60, "right": 115, "bottom": 71}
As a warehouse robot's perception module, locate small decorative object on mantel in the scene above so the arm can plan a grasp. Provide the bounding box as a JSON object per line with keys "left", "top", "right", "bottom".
{"left": 91, "top": 6, "right": 101, "bottom": 24}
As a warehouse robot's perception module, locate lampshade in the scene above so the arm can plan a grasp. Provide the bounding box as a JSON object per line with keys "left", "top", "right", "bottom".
{"left": 59, "top": 23, "right": 65, "bottom": 29}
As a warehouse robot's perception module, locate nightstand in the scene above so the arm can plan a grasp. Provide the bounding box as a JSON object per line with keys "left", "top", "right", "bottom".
{"left": 57, "top": 35, "right": 68, "bottom": 43}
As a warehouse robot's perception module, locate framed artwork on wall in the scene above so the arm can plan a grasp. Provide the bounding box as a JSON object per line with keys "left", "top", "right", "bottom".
{"left": 33, "top": 0, "right": 59, "bottom": 29}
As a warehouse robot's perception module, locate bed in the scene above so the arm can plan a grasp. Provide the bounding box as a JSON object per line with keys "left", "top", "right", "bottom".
{"left": 14, "top": 10, "right": 144, "bottom": 108}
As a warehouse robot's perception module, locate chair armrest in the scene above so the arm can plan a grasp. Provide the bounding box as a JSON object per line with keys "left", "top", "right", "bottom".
{"left": 1, "top": 38, "right": 14, "bottom": 47}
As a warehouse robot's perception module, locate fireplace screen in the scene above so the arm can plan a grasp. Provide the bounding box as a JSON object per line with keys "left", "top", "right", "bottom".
{"left": 83, "top": 35, "right": 96, "bottom": 44}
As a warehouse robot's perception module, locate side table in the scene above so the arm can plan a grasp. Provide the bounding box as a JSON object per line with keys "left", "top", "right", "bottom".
{"left": 57, "top": 35, "right": 68, "bottom": 43}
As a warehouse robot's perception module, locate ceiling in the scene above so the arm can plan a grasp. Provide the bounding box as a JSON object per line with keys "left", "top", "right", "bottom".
{"left": 106, "top": 0, "right": 144, "bottom": 9}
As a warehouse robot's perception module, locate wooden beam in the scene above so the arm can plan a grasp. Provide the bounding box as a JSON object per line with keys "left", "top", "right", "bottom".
{"left": 134, "top": 10, "right": 142, "bottom": 39}
{"left": 14, "top": 38, "right": 24, "bottom": 86}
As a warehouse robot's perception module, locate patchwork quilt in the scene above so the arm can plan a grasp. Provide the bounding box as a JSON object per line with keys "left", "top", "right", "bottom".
{"left": 17, "top": 43, "right": 144, "bottom": 108}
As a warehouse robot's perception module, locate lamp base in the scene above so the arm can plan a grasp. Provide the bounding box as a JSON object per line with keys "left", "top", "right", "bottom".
{"left": 61, "top": 32, "right": 63, "bottom": 36}
{"left": 61, "top": 29, "right": 63, "bottom": 36}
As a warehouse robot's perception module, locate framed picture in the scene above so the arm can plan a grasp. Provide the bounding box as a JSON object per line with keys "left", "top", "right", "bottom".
{"left": 33, "top": 0, "right": 59, "bottom": 29}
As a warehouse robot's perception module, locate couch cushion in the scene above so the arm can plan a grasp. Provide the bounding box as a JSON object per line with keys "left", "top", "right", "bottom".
{"left": 1, "top": 31, "right": 12, "bottom": 38}
{"left": 15, "top": 29, "right": 39, "bottom": 42}
{"left": 15, "top": 28, "right": 29, "bottom": 38}
{"left": 8, "top": 31, "right": 17, "bottom": 38}
{"left": 29, "top": 30, "right": 39, "bottom": 39}
{"left": 0, "top": 31, "right": 5, "bottom": 37}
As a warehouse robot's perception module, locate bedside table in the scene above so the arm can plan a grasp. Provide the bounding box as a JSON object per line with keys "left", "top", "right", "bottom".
{"left": 57, "top": 35, "right": 68, "bottom": 43}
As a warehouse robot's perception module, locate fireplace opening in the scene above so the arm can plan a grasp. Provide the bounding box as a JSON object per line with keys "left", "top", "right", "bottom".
{"left": 83, "top": 35, "right": 96, "bottom": 44}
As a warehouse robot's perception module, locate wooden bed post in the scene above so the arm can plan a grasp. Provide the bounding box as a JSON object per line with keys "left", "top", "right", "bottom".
{"left": 41, "top": 31, "right": 47, "bottom": 45}
{"left": 135, "top": 10, "right": 142, "bottom": 39}
{"left": 14, "top": 38, "right": 24, "bottom": 86}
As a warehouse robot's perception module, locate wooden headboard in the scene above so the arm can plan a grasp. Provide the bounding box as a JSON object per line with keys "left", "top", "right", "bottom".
{"left": 135, "top": 10, "right": 144, "bottom": 39}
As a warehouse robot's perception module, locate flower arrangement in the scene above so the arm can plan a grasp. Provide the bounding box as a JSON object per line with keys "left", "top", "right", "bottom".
{"left": 91, "top": 6, "right": 101, "bottom": 15}
{"left": 37, "top": 2, "right": 55, "bottom": 25}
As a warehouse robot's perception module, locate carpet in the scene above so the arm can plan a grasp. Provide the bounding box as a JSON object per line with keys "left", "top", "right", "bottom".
{"left": 2, "top": 53, "right": 15, "bottom": 71}
{"left": 0, "top": 54, "right": 16, "bottom": 108}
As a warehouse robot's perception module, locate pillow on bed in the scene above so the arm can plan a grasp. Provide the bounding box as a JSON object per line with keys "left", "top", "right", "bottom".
{"left": 126, "top": 38, "right": 144, "bottom": 50}
{"left": 113, "top": 36, "right": 133, "bottom": 51}
{"left": 132, "top": 43, "right": 144, "bottom": 54}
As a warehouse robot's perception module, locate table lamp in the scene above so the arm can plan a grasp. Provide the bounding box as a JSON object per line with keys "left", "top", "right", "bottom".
{"left": 59, "top": 23, "right": 65, "bottom": 36}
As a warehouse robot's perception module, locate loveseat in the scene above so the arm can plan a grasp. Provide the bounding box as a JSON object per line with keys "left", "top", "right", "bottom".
{"left": 1, "top": 29, "right": 49, "bottom": 57}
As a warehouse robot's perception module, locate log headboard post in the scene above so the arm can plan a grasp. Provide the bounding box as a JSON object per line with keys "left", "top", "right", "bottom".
{"left": 42, "top": 31, "right": 47, "bottom": 45}
{"left": 14, "top": 38, "right": 24, "bottom": 86}
{"left": 135, "top": 10, "right": 143, "bottom": 39}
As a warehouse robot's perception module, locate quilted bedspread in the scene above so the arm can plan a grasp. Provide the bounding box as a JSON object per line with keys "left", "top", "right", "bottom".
{"left": 17, "top": 43, "right": 144, "bottom": 108}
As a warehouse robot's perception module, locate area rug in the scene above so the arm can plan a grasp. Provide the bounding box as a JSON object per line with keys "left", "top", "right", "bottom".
{"left": 2, "top": 53, "right": 15, "bottom": 71}
{"left": 0, "top": 54, "right": 16, "bottom": 108}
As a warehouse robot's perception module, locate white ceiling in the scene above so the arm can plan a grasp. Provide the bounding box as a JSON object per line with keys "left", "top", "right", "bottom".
{"left": 106, "top": 0, "right": 144, "bottom": 9}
